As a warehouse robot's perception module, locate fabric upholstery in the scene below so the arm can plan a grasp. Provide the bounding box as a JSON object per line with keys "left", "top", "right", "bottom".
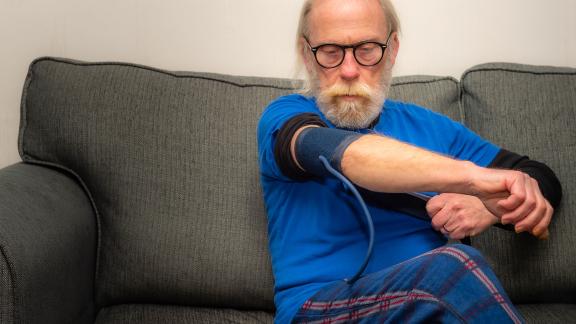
{"left": 20, "top": 57, "right": 293, "bottom": 310}
{"left": 389, "top": 75, "right": 462, "bottom": 122}
{"left": 95, "top": 304, "right": 273, "bottom": 324}
{"left": 462, "top": 63, "right": 576, "bottom": 303}
{"left": 517, "top": 303, "right": 576, "bottom": 323}
{"left": 14, "top": 57, "right": 574, "bottom": 321}
{"left": 0, "top": 245, "right": 14, "bottom": 324}
{"left": 0, "top": 163, "right": 96, "bottom": 323}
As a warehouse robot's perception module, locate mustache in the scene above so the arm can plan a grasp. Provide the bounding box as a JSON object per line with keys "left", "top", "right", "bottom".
{"left": 321, "top": 82, "right": 373, "bottom": 99}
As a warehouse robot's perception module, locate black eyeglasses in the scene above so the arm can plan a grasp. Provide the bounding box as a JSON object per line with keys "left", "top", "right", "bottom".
{"left": 305, "top": 32, "right": 393, "bottom": 69}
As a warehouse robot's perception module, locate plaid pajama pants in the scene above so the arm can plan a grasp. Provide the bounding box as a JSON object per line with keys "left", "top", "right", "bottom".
{"left": 292, "top": 244, "right": 524, "bottom": 323}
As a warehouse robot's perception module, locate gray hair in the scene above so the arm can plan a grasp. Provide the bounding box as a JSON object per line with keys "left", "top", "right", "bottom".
{"left": 294, "top": 0, "right": 401, "bottom": 94}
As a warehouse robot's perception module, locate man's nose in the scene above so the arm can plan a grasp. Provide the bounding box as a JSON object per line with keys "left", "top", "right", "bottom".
{"left": 339, "top": 49, "right": 360, "bottom": 80}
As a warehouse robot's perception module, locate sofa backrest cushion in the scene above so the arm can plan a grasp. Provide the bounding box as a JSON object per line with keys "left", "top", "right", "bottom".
{"left": 461, "top": 62, "right": 576, "bottom": 303}
{"left": 21, "top": 58, "right": 290, "bottom": 310}
{"left": 389, "top": 75, "right": 461, "bottom": 122}
{"left": 19, "top": 57, "right": 460, "bottom": 310}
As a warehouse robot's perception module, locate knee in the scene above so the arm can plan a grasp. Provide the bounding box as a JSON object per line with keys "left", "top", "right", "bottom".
{"left": 444, "top": 243, "right": 487, "bottom": 263}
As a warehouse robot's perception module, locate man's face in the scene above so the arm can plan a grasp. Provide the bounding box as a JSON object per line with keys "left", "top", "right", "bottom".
{"left": 304, "top": 0, "right": 398, "bottom": 129}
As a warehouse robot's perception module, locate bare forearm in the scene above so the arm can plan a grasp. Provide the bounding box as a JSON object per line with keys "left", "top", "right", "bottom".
{"left": 340, "top": 134, "right": 484, "bottom": 195}
{"left": 290, "top": 127, "right": 521, "bottom": 204}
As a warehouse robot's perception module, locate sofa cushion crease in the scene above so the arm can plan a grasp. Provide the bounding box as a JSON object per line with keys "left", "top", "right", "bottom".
{"left": 0, "top": 242, "right": 17, "bottom": 323}
{"left": 95, "top": 303, "right": 274, "bottom": 324}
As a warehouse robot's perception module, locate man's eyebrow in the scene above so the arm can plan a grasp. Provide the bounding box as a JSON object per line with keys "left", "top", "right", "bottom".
{"left": 313, "top": 37, "right": 385, "bottom": 46}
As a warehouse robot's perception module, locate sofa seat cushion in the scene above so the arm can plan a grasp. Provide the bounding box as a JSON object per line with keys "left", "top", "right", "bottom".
{"left": 517, "top": 303, "right": 576, "bottom": 323}
{"left": 462, "top": 63, "right": 576, "bottom": 303}
{"left": 95, "top": 304, "right": 273, "bottom": 324}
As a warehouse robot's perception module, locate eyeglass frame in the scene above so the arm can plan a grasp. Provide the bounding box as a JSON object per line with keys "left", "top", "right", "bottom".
{"left": 304, "top": 32, "right": 393, "bottom": 69}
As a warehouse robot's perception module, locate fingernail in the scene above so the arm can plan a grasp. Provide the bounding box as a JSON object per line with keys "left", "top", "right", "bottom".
{"left": 515, "top": 226, "right": 524, "bottom": 233}
{"left": 533, "top": 229, "right": 549, "bottom": 240}
{"left": 537, "top": 231, "right": 549, "bottom": 240}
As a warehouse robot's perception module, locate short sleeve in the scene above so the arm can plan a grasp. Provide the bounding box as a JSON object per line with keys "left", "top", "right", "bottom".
{"left": 257, "top": 94, "right": 321, "bottom": 181}
{"left": 380, "top": 101, "right": 500, "bottom": 168}
{"left": 446, "top": 120, "right": 500, "bottom": 167}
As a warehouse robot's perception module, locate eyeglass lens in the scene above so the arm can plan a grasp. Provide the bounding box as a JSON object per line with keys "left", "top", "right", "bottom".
{"left": 315, "top": 43, "right": 383, "bottom": 68}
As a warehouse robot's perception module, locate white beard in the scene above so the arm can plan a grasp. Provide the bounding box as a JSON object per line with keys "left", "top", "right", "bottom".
{"left": 312, "top": 69, "right": 392, "bottom": 129}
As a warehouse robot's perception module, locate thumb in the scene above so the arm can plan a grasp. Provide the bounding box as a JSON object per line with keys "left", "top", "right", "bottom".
{"left": 426, "top": 195, "right": 445, "bottom": 217}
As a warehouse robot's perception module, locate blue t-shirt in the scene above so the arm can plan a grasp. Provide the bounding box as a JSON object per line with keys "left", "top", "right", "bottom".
{"left": 257, "top": 94, "right": 500, "bottom": 323}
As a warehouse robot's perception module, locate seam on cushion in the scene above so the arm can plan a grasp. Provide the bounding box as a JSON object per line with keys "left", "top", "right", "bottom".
{"left": 392, "top": 76, "right": 459, "bottom": 87}
{"left": 18, "top": 62, "right": 35, "bottom": 162}
{"left": 460, "top": 66, "right": 576, "bottom": 125}
{"left": 458, "top": 80, "right": 465, "bottom": 126}
{"left": 461, "top": 66, "right": 576, "bottom": 84}
{"left": 0, "top": 242, "right": 18, "bottom": 322}
{"left": 392, "top": 77, "right": 463, "bottom": 122}
{"left": 29, "top": 56, "right": 297, "bottom": 90}
{"left": 16, "top": 156, "right": 102, "bottom": 308}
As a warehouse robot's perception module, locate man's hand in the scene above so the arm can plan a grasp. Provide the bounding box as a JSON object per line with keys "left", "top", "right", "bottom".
{"left": 470, "top": 169, "right": 553, "bottom": 239}
{"left": 498, "top": 174, "right": 553, "bottom": 239}
{"left": 426, "top": 193, "right": 499, "bottom": 240}
{"left": 322, "top": 131, "right": 554, "bottom": 239}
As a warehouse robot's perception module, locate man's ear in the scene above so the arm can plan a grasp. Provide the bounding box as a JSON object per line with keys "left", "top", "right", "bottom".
{"left": 387, "top": 32, "right": 400, "bottom": 66}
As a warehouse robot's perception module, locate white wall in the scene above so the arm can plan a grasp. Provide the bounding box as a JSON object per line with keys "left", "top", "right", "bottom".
{"left": 1, "top": 0, "right": 575, "bottom": 168}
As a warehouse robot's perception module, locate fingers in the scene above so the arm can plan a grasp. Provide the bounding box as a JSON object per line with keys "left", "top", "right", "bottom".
{"left": 533, "top": 193, "right": 553, "bottom": 240}
{"left": 440, "top": 224, "right": 452, "bottom": 236}
{"left": 430, "top": 173, "right": 554, "bottom": 241}
{"left": 497, "top": 174, "right": 553, "bottom": 239}
{"left": 442, "top": 213, "right": 491, "bottom": 240}
{"left": 511, "top": 179, "right": 545, "bottom": 231}
{"left": 426, "top": 194, "right": 446, "bottom": 217}
{"left": 427, "top": 196, "right": 462, "bottom": 238}
{"left": 500, "top": 175, "right": 536, "bottom": 225}
{"left": 506, "top": 204, "right": 551, "bottom": 239}
{"left": 443, "top": 222, "right": 466, "bottom": 240}
{"left": 498, "top": 171, "right": 528, "bottom": 211}
{"left": 429, "top": 203, "right": 451, "bottom": 232}
{"left": 427, "top": 194, "right": 497, "bottom": 240}
{"left": 530, "top": 200, "right": 553, "bottom": 240}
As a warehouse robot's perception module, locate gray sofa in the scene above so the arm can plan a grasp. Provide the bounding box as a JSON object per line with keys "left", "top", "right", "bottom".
{"left": 0, "top": 57, "right": 574, "bottom": 323}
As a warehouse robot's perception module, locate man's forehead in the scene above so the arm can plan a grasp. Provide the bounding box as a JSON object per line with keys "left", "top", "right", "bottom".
{"left": 307, "top": 0, "right": 388, "bottom": 43}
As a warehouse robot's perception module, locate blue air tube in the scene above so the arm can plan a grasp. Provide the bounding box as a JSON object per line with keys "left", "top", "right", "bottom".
{"left": 318, "top": 155, "right": 374, "bottom": 284}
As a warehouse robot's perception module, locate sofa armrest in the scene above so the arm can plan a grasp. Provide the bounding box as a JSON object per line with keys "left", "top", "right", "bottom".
{"left": 0, "top": 163, "right": 97, "bottom": 324}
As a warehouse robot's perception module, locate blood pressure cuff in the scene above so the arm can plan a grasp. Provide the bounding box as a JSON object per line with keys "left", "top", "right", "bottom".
{"left": 274, "top": 113, "right": 362, "bottom": 180}
{"left": 296, "top": 127, "right": 363, "bottom": 177}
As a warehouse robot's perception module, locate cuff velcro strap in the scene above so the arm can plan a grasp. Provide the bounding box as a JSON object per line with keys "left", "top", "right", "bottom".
{"left": 295, "top": 127, "right": 363, "bottom": 177}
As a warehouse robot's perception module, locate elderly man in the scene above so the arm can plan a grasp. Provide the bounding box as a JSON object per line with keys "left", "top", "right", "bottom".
{"left": 257, "top": 0, "right": 561, "bottom": 322}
